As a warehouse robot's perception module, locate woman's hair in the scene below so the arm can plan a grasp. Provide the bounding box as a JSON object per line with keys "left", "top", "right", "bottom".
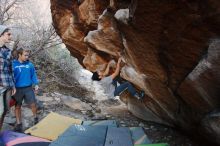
{"left": 0, "top": 28, "right": 9, "bottom": 36}
{"left": 91, "top": 72, "right": 101, "bottom": 81}
{"left": 17, "top": 47, "right": 25, "bottom": 55}
{"left": 14, "top": 47, "right": 30, "bottom": 59}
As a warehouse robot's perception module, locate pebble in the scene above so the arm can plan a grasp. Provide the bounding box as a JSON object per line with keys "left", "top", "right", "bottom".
{"left": 120, "top": 121, "right": 125, "bottom": 124}
{"left": 95, "top": 108, "right": 101, "bottom": 113}
{"left": 139, "top": 122, "right": 145, "bottom": 127}
{"left": 81, "top": 110, "right": 87, "bottom": 114}
{"left": 106, "top": 114, "right": 111, "bottom": 118}
{"left": 144, "top": 127, "right": 150, "bottom": 130}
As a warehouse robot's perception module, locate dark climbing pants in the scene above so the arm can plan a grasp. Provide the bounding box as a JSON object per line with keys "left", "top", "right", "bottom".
{"left": 114, "top": 82, "right": 136, "bottom": 96}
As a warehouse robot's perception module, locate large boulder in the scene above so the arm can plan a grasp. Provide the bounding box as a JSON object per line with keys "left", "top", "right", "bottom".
{"left": 50, "top": 0, "right": 220, "bottom": 144}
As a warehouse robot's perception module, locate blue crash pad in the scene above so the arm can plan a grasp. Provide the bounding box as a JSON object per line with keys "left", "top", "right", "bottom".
{"left": 49, "top": 125, "right": 107, "bottom": 146}
{"left": 104, "top": 127, "right": 133, "bottom": 146}
{"left": 130, "top": 127, "right": 151, "bottom": 144}
{"left": 82, "top": 120, "right": 118, "bottom": 127}
{"left": 135, "top": 143, "right": 169, "bottom": 146}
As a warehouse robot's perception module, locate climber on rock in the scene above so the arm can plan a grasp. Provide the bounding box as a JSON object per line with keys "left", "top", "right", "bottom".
{"left": 92, "top": 57, "right": 145, "bottom": 100}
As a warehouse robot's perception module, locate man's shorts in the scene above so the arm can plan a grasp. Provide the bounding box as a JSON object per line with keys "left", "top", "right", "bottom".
{"left": 14, "top": 86, "right": 36, "bottom": 106}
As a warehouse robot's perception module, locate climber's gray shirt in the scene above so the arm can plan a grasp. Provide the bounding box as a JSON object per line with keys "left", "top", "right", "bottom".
{"left": 100, "top": 76, "right": 115, "bottom": 98}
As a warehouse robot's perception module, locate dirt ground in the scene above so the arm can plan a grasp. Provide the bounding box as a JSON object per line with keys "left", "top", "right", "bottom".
{"left": 3, "top": 92, "right": 199, "bottom": 146}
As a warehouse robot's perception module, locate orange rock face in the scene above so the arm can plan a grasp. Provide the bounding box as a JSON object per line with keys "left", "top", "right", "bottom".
{"left": 51, "top": 0, "right": 220, "bottom": 144}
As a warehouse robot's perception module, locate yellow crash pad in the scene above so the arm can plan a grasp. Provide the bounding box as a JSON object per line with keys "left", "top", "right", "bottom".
{"left": 25, "top": 112, "right": 82, "bottom": 140}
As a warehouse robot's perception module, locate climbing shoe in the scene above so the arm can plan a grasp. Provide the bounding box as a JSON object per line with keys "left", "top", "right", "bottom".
{"left": 14, "top": 123, "right": 22, "bottom": 132}
{"left": 134, "top": 91, "right": 145, "bottom": 100}
{"left": 139, "top": 90, "right": 145, "bottom": 98}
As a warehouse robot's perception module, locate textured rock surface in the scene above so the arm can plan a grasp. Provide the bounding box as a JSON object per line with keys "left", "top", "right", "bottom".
{"left": 51, "top": 0, "right": 220, "bottom": 144}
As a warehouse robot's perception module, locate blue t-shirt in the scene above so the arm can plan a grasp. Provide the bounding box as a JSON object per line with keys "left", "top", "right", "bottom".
{"left": 13, "top": 60, "right": 39, "bottom": 87}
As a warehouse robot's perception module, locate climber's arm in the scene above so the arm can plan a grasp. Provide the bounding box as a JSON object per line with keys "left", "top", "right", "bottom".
{"left": 110, "top": 57, "right": 122, "bottom": 80}
{"left": 103, "top": 61, "right": 112, "bottom": 76}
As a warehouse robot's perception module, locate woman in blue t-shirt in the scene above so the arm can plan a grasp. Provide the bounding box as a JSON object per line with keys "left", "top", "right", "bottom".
{"left": 13, "top": 48, "right": 39, "bottom": 132}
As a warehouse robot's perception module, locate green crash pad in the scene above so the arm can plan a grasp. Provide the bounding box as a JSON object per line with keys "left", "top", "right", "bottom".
{"left": 135, "top": 143, "right": 169, "bottom": 146}
{"left": 82, "top": 120, "right": 118, "bottom": 127}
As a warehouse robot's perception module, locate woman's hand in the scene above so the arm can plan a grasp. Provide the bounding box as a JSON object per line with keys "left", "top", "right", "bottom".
{"left": 11, "top": 87, "right": 16, "bottom": 96}
{"left": 34, "top": 85, "right": 39, "bottom": 92}
{"left": 117, "top": 57, "right": 122, "bottom": 65}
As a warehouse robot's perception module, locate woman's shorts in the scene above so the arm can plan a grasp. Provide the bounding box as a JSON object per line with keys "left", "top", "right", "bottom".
{"left": 14, "top": 86, "right": 36, "bottom": 106}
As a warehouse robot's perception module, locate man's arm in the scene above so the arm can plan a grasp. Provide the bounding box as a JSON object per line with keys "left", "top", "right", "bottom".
{"left": 11, "top": 59, "right": 16, "bottom": 95}
{"left": 110, "top": 57, "right": 122, "bottom": 80}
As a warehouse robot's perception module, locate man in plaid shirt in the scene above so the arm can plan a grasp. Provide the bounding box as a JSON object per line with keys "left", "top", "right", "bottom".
{"left": 0, "top": 25, "right": 16, "bottom": 130}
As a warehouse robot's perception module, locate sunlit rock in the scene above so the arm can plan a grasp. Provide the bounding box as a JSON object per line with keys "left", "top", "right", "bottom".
{"left": 62, "top": 95, "right": 92, "bottom": 111}
{"left": 83, "top": 48, "right": 107, "bottom": 72}
{"left": 84, "top": 9, "right": 123, "bottom": 56}
{"left": 78, "top": 0, "right": 108, "bottom": 27}
{"left": 114, "top": 9, "right": 129, "bottom": 24}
